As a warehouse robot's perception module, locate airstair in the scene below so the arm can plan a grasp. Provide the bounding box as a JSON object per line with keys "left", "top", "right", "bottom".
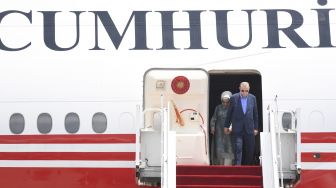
{"left": 176, "top": 165, "right": 262, "bottom": 188}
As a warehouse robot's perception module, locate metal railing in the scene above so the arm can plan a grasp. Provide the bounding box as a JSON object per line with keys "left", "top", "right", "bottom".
{"left": 268, "top": 106, "right": 282, "bottom": 188}
{"left": 273, "top": 108, "right": 284, "bottom": 188}
{"left": 161, "top": 101, "right": 176, "bottom": 188}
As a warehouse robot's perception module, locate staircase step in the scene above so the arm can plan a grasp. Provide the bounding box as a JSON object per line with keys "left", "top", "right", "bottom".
{"left": 177, "top": 175, "right": 262, "bottom": 186}
{"left": 177, "top": 165, "right": 262, "bottom": 176}
{"left": 177, "top": 185, "right": 262, "bottom": 188}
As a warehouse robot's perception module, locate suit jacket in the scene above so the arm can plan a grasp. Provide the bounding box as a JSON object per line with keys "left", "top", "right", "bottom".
{"left": 224, "top": 93, "right": 258, "bottom": 135}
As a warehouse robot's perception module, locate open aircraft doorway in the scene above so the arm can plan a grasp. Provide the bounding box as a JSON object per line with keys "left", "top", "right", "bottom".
{"left": 208, "top": 70, "right": 263, "bottom": 165}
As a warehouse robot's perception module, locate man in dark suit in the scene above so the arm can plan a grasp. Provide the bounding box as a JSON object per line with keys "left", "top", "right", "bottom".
{"left": 224, "top": 82, "right": 258, "bottom": 165}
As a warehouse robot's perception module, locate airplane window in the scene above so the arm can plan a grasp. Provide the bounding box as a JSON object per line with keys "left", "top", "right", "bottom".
{"left": 92, "top": 112, "right": 107, "bottom": 133}
{"left": 282, "top": 112, "right": 292, "bottom": 131}
{"left": 9, "top": 113, "right": 25, "bottom": 134}
{"left": 65, "top": 112, "right": 80, "bottom": 133}
{"left": 37, "top": 113, "right": 52, "bottom": 134}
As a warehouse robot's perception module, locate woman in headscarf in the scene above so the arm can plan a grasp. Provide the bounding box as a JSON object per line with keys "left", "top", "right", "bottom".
{"left": 210, "top": 91, "right": 234, "bottom": 165}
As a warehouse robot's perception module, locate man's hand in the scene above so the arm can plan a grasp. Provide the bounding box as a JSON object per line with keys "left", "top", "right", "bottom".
{"left": 254, "top": 129, "right": 258, "bottom": 136}
{"left": 211, "top": 127, "right": 215, "bottom": 135}
{"left": 224, "top": 128, "right": 230, "bottom": 135}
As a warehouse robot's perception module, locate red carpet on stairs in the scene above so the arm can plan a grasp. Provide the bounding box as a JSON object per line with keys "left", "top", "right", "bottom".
{"left": 176, "top": 165, "right": 263, "bottom": 188}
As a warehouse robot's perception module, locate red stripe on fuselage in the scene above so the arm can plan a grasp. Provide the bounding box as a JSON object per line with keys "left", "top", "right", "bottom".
{"left": 294, "top": 170, "right": 336, "bottom": 188}
{"left": 0, "top": 134, "right": 136, "bottom": 144}
{"left": 301, "top": 152, "right": 336, "bottom": 162}
{"left": 0, "top": 167, "right": 150, "bottom": 188}
{"left": 0, "top": 152, "right": 135, "bottom": 160}
{"left": 301, "top": 132, "right": 336, "bottom": 143}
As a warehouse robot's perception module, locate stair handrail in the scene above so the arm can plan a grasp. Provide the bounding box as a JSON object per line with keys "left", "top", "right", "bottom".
{"left": 269, "top": 105, "right": 281, "bottom": 188}
{"left": 161, "top": 101, "right": 176, "bottom": 188}
{"left": 274, "top": 96, "right": 284, "bottom": 188}
{"left": 161, "top": 106, "right": 167, "bottom": 188}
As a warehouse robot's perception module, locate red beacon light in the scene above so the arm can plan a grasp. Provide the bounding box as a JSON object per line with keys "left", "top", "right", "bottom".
{"left": 171, "top": 76, "right": 190, "bottom": 94}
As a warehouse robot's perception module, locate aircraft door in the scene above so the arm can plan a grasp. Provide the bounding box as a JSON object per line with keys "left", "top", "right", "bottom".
{"left": 275, "top": 110, "right": 298, "bottom": 180}
{"left": 140, "top": 68, "right": 209, "bottom": 167}
{"left": 265, "top": 106, "right": 299, "bottom": 187}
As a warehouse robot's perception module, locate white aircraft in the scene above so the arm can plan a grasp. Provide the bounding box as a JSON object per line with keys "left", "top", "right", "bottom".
{"left": 0, "top": 0, "right": 335, "bottom": 187}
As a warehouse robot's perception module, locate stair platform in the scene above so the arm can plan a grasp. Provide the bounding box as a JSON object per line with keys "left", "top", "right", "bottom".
{"left": 176, "top": 165, "right": 263, "bottom": 188}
